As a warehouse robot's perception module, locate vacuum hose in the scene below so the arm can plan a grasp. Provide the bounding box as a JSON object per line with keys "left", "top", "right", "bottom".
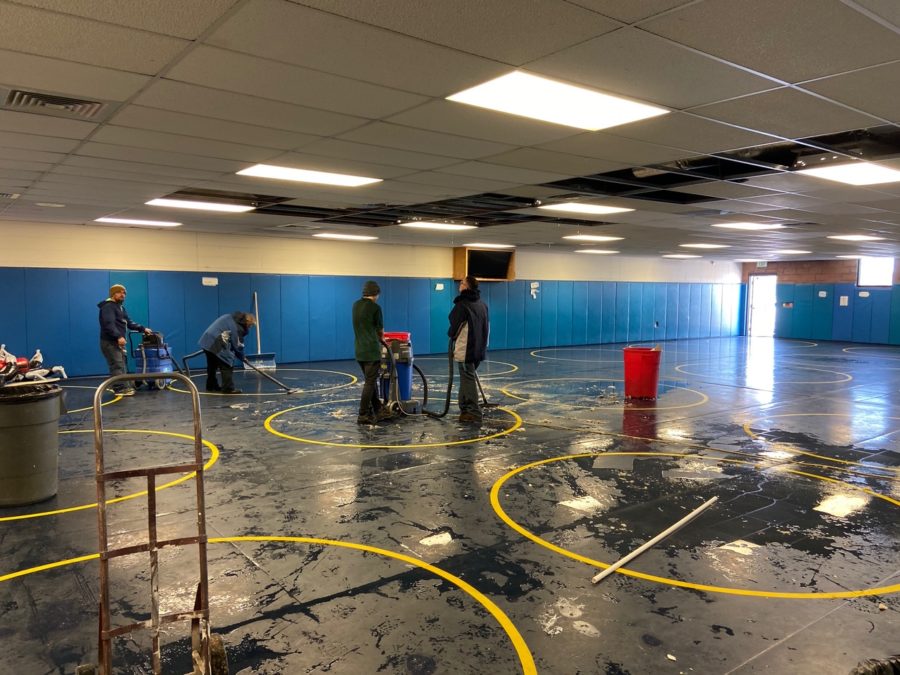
{"left": 422, "top": 338, "right": 455, "bottom": 418}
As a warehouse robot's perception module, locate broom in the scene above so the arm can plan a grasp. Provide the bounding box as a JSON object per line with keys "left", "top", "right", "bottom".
{"left": 244, "top": 291, "right": 277, "bottom": 370}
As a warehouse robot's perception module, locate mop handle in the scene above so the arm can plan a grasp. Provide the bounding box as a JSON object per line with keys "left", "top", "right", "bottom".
{"left": 591, "top": 496, "right": 718, "bottom": 584}
{"left": 253, "top": 291, "right": 262, "bottom": 353}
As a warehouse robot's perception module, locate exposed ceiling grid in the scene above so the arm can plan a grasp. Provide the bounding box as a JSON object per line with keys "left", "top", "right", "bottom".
{"left": 0, "top": 0, "right": 897, "bottom": 260}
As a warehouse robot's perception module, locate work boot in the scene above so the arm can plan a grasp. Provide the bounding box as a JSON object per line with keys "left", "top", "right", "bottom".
{"left": 206, "top": 381, "right": 221, "bottom": 392}
{"left": 458, "top": 412, "right": 482, "bottom": 424}
{"left": 221, "top": 387, "right": 242, "bottom": 395}
{"left": 375, "top": 407, "right": 395, "bottom": 422}
{"left": 357, "top": 414, "right": 376, "bottom": 425}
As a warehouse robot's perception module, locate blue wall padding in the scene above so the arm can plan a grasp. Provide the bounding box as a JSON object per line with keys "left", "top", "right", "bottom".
{"left": 811, "top": 285, "right": 833, "bottom": 340}
{"left": 890, "top": 285, "right": 900, "bottom": 345}
{"left": 831, "top": 283, "right": 854, "bottom": 341}
{"left": 774, "top": 283, "right": 794, "bottom": 338}
{"left": 3, "top": 266, "right": 746, "bottom": 376}
{"left": 870, "top": 289, "right": 891, "bottom": 344}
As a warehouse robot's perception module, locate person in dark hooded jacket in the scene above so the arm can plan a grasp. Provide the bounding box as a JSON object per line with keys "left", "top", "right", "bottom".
{"left": 98, "top": 283, "right": 152, "bottom": 396}
{"left": 198, "top": 312, "right": 256, "bottom": 394}
{"left": 448, "top": 275, "right": 489, "bottom": 423}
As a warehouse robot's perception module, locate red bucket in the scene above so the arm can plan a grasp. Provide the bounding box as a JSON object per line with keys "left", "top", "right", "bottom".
{"left": 623, "top": 347, "right": 661, "bottom": 400}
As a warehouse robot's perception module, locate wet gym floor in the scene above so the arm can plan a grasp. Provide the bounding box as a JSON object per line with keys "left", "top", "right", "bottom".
{"left": 1, "top": 337, "right": 898, "bottom": 674}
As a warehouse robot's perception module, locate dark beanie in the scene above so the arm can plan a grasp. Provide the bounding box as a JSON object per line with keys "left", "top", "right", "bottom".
{"left": 362, "top": 280, "right": 381, "bottom": 297}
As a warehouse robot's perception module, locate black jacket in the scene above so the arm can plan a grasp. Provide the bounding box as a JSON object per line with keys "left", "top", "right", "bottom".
{"left": 98, "top": 299, "right": 144, "bottom": 342}
{"left": 448, "top": 288, "right": 489, "bottom": 364}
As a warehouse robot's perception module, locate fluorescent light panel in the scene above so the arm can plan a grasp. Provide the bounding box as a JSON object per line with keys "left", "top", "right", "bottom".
{"left": 774, "top": 249, "right": 810, "bottom": 254}
{"left": 237, "top": 163, "right": 381, "bottom": 187}
{"left": 146, "top": 198, "right": 254, "bottom": 213}
{"left": 313, "top": 233, "right": 378, "bottom": 241}
{"left": 398, "top": 221, "right": 476, "bottom": 231}
{"left": 539, "top": 203, "right": 634, "bottom": 215}
{"left": 95, "top": 217, "right": 181, "bottom": 227}
{"left": 447, "top": 71, "right": 668, "bottom": 131}
{"left": 795, "top": 162, "right": 900, "bottom": 185}
{"left": 462, "top": 242, "right": 515, "bottom": 248}
{"left": 711, "top": 222, "right": 784, "bottom": 230}
{"left": 563, "top": 234, "right": 624, "bottom": 242}
{"left": 663, "top": 254, "right": 701, "bottom": 259}
{"left": 574, "top": 249, "right": 618, "bottom": 255}
{"left": 826, "top": 234, "right": 884, "bottom": 241}
{"left": 680, "top": 243, "right": 731, "bottom": 249}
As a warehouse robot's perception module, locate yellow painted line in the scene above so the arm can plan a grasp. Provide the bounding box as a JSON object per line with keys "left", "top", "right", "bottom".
{"left": 743, "top": 413, "right": 900, "bottom": 468}
{"left": 416, "top": 357, "right": 519, "bottom": 378}
{"left": 62, "top": 386, "right": 122, "bottom": 415}
{"left": 499, "top": 377, "right": 708, "bottom": 411}
{"left": 491, "top": 451, "right": 900, "bottom": 599}
{"left": 675, "top": 362, "right": 852, "bottom": 384}
{"left": 529, "top": 347, "right": 623, "bottom": 364}
{"left": 264, "top": 398, "right": 523, "bottom": 449}
{"left": 169, "top": 368, "right": 358, "bottom": 396}
{"left": 0, "top": 536, "right": 536, "bottom": 675}
{"left": 0, "top": 430, "right": 220, "bottom": 522}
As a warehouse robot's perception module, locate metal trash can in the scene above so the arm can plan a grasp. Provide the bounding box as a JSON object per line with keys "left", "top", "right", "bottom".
{"left": 623, "top": 347, "right": 662, "bottom": 400}
{"left": 0, "top": 382, "right": 65, "bottom": 506}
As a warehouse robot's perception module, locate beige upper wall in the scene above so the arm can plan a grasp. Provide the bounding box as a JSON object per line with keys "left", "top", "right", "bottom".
{"left": 0, "top": 221, "right": 741, "bottom": 283}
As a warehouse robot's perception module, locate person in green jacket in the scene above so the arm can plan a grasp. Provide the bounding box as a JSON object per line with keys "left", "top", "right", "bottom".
{"left": 352, "top": 280, "right": 392, "bottom": 424}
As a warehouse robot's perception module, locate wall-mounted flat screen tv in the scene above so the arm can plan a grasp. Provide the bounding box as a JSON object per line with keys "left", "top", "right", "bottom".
{"left": 453, "top": 247, "right": 516, "bottom": 281}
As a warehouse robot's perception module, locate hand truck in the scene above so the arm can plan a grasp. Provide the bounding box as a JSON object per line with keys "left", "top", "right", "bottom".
{"left": 77, "top": 371, "right": 228, "bottom": 674}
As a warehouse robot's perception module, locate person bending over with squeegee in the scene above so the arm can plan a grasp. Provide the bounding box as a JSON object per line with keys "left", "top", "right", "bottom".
{"left": 199, "top": 312, "right": 255, "bottom": 394}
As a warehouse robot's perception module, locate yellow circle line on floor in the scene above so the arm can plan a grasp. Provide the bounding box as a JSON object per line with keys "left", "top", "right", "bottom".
{"left": 62, "top": 388, "right": 123, "bottom": 415}
{"left": 674, "top": 362, "right": 852, "bottom": 384}
{"left": 168, "top": 368, "right": 358, "bottom": 396}
{"left": 843, "top": 346, "right": 900, "bottom": 359}
{"left": 264, "top": 398, "right": 523, "bottom": 449}
{"left": 0, "top": 430, "right": 220, "bottom": 522}
{"left": 529, "top": 347, "right": 623, "bottom": 364}
{"left": 500, "top": 377, "right": 709, "bottom": 411}
{"left": 491, "top": 451, "right": 900, "bottom": 599}
{"left": 0, "top": 535, "right": 536, "bottom": 675}
{"left": 743, "top": 412, "right": 900, "bottom": 467}
{"left": 416, "top": 357, "right": 519, "bottom": 378}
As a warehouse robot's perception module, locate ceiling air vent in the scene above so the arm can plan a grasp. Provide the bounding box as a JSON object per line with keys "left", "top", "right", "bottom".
{"left": 3, "top": 88, "right": 106, "bottom": 119}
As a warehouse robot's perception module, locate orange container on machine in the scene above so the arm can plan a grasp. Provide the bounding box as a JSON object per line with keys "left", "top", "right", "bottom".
{"left": 622, "top": 346, "right": 662, "bottom": 400}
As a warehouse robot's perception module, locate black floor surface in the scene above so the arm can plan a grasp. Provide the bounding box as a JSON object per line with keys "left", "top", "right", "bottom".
{"left": 1, "top": 337, "right": 898, "bottom": 674}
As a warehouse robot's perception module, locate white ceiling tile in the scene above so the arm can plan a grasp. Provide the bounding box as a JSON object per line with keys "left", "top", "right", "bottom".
{"left": 61, "top": 155, "right": 225, "bottom": 181}
{"left": 691, "top": 88, "right": 884, "bottom": 139}
{"left": 0, "top": 147, "right": 65, "bottom": 164}
{"left": 565, "top": 0, "right": 695, "bottom": 23}
{"left": 90, "top": 126, "right": 280, "bottom": 163}
{"left": 538, "top": 132, "right": 695, "bottom": 165}
{"left": 11, "top": 0, "right": 238, "bottom": 39}
{"left": 399, "top": 171, "right": 519, "bottom": 192}
{"left": 289, "top": 0, "right": 622, "bottom": 64}
{"left": 606, "top": 113, "right": 778, "bottom": 154}
{"left": 800, "top": 62, "right": 900, "bottom": 124}
{"left": 527, "top": 28, "right": 778, "bottom": 109}
{"left": 641, "top": 0, "right": 900, "bottom": 83}
{"left": 480, "top": 148, "right": 625, "bottom": 176}
{"left": 76, "top": 142, "right": 246, "bottom": 173}
{"left": 437, "top": 161, "right": 572, "bottom": 184}
{"left": 299, "top": 139, "right": 461, "bottom": 173}
{"left": 0, "top": 4, "right": 188, "bottom": 74}
{"left": 853, "top": 0, "right": 900, "bottom": 29}
{"left": 165, "top": 46, "right": 429, "bottom": 118}
{"left": 134, "top": 80, "right": 367, "bottom": 136}
{"left": 110, "top": 105, "right": 320, "bottom": 150}
{"left": 0, "top": 159, "right": 53, "bottom": 171}
{"left": 337, "top": 122, "right": 515, "bottom": 160}
{"left": 0, "top": 109, "right": 96, "bottom": 139}
{"left": 385, "top": 100, "right": 583, "bottom": 146}
{"left": 207, "top": 0, "right": 505, "bottom": 96}
{"left": 0, "top": 130, "right": 80, "bottom": 153}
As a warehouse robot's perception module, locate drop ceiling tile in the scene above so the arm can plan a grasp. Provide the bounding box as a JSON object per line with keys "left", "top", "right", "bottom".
{"left": 111, "top": 106, "right": 320, "bottom": 150}
{"left": 166, "top": 46, "right": 428, "bottom": 118}
{"left": 386, "top": 100, "right": 587, "bottom": 147}
{"left": 437, "top": 161, "right": 571, "bottom": 184}
{"left": 49, "top": 165, "right": 203, "bottom": 188}
{"left": 0, "top": 4, "right": 188, "bottom": 75}
{"left": 135, "top": 80, "right": 367, "bottom": 136}
{"left": 795, "top": 185, "right": 898, "bottom": 204}
{"left": 527, "top": 27, "right": 777, "bottom": 109}
{"left": 641, "top": 0, "right": 900, "bottom": 82}
{"left": 538, "top": 132, "right": 694, "bottom": 165}
{"left": 691, "top": 88, "right": 883, "bottom": 139}
{"left": 0, "top": 159, "right": 53, "bottom": 172}
{"left": 739, "top": 194, "right": 828, "bottom": 209}
{"left": 0, "top": 109, "right": 96, "bottom": 139}
{"left": 0, "top": 169, "right": 42, "bottom": 181}
{"left": 670, "top": 181, "right": 781, "bottom": 200}
{"left": 289, "top": 0, "right": 622, "bottom": 64}
{"left": 0, "top": 131, "right": 80, "bottom": 153}
{"left": 12, "top": 0, "right": 237, "bottom": 39}
{"left": 742, "top": 172, "right": 840, "bottom": 193}
{"left": 800, "top": 62, "right": 900, "bottom": 124}
{"left": 207, "top": 0, "right": 504, "bottom": 96}
{"left": 297, "top": 138, "right": 460, "bottom": 171}
{"left": 76, "top": 142, "right": 246, "bottom": 173}
{"left": 607, "top": 112, "right": 778, "bottom": 154}
{"left": 708, "top": 199, "right": 788, "bottom": 214}
{"left": 90, "top": 126, "right": 279, "bottom": 163}
{"left": 0, "top": 148, "right": 65, "bottom": 164}
{"left": 399, "top": 171, "right": 519, "bottom": 192}
{"left": 565, "top": 0, "right": 695, "bottom": 23}
{"left": 62, "top": 155, "right": 225, "bottom": 181}
{"left": 853, "top": 0, "right": 900, "bottom": 29}
{"left": 337, "top": 122, "right": 515, "bottom": 160}
{"left": 481, "top": 148, "right": 625, "bottom": 176}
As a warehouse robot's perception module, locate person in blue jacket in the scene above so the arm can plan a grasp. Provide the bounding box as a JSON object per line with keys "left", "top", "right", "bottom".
{"left": 448, "top": 275, "right": 489, "bottom": 423}
{"left": 199, "top": 312, "right": 256, "bottom": 394}
{"left": 98, "top": 283, "right": 152, "bottom": 397}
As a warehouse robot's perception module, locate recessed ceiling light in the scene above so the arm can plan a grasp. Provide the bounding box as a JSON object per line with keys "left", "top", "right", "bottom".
{"left": 462, "top": 242, "right": 515, "bottom": 248}
{"left": 663, "top": 254, "right": 702, "bottom": 259}
{"left": 146, "top": 198, "right": 254, "bottom": 213}
{"left": 826, "top": 234, "right": 885, "bottom": 241}
{"left": 237, "top": 164, "right": 382, "bottom": 187}
{"left": 447, "top": 71, "right": 668, "bottom": 130}
{"left": 398, "top": 221, "right": 477, "bottom": 231}
{"left": 562, "top": 234, "right": 624, "bottom": 242}
{"left": 680, "top": 243, "right": 731, "bottom": 249}
{"left": 35, "top": 202, "right": 66, "bottom": 208}
{"left": 574, "top": 249, "right": 619, "bottom": 255}
{"left": 711, "top": 222, "right": 785, "bottom": 230}
{"left": 795, "top": 161, "right": 900, "bottom": 185}
{"left": 733, "top": 259, "right": 762, "bottom": 263}
{"left": 95, "top": 217, "right": 182, "bottom": 227}
{"left": 835, "top": 255, "right": 864, "bottom": 259}
{"left": 539, "top": 203, "right": 634, "bottom": 215}
{"left": 773, "top": 249, "right": 811, "bottom": 255}
{"left": 312, "top": 233, "right": 378, "bottom": 241}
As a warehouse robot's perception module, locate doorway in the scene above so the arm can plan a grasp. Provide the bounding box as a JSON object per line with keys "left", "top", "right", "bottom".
{"left": 748, "top": 274, "right": 777, "bottom": 337}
